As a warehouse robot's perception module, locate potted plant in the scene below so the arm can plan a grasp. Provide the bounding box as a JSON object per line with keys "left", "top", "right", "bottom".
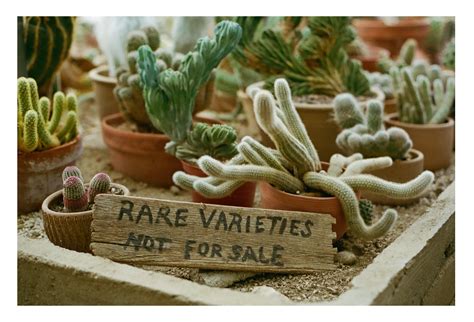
{"left": 173, "top": 78, "right": 434, "bottom": 240}
{"left": 18, "top": 77, "right": 83, "bottom": 214}
{"left": 347, "top": 37, "right": 390, "bottom": 72}
{"left": 233, "top": 17, "right": 383, "bottom": 161}
{"left": 385, "top": 67, "right": 455, "bottom": 171}
{"left": 333, "top": 93, "right": 424, "bottom": 205}
{"left": 42, "top": 166, "right": 129, "bottom": 253}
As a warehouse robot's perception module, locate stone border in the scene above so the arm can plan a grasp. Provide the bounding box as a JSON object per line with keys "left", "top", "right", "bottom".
{"left": 18, "top": 182, "right": 455, "bottom": 305}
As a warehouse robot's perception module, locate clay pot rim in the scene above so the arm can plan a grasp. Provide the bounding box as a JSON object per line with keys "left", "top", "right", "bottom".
{"left": 245, "top": 82, "right": 385, "bottom": 110}
{"left": 18, "top": 136, "right": 81, "bottom": 158}
{"left": 89, "top": 65, "right": 116, "bottom": 85}
{"left": 41, "top": 183, "right": 130, "bottom": 217}
{"left": 394, "top": 148, "right": 424, "bottom": 165}
{"left": 385, "top": 112, "right": 455, "bottom": 130}
{"left": 353, "top": 18, "right": 430, "bottom": 28}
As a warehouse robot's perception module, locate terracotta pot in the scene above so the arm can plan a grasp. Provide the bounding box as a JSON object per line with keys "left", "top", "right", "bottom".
{"left": 352, "top": 45, "right": 390, "bottom": 72}
{"left": 18, "top": 137, "right": 83, "bottom": 215}
{"left": 353, "top": 18, "right": 430, "bottom": 57}
{"left": 259, "top": 162, "right": 360, "bottom": 240}
{"left": 363, "top": 149, "right": 425, "bottom": 205}
{"left": 181, "top": 161, "right": 257, "bottom": 207}
{"left": 384, "top": 98, "right": 397, "bottom": 114}
{"left": 241, "top": 82, "right": 385, "bottom": 162}
{"left": 42, "top": 183, "right": 129, "bottom": 253}
{"left": 89, "top": 65, "right": 119, "bottom": 119}
{"left": 385, "top": 113, "right": 454, "bottom": 171}
{"left": 101, "top": 113, "right": 222, "bottom": 187}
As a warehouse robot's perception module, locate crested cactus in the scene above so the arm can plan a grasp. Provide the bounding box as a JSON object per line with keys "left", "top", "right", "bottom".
{"left": 173, "top": 78, "right": 435, "bottom": 240}
{"left": 88, "top": 173, "right": 112, "bottom": 203}
{"left": 18, "top": 77, "right": 79, "bottom": 152}
{"left": 391, "top": 67, "right": 455, "bottom": 124}
{"left": 334, "top": 93, "right": 413, "bottom": 160}
{"left": 137, "top": 20, "right": 242, "bottom": 154}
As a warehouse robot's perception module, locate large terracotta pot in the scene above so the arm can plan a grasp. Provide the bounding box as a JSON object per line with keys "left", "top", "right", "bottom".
{"left": 352, "top": 45, "right": 390, "bottom": 72}
{"left": 363, "top": 149, "right": 425, "bottom": 205}
{"left": 18, "top": 137, "right": 83, "bottom": 215}
{"left": 101, "top": 113, "right": 222, "bottom": 187}
{"left": 240, "top": 82, "right": 384, "bottom": 162}
{"left": 42, "top": 183, "right": 129, "bottom": 253}
{"left": 181, "top": 161, "right": 257, "bottom": 207}
{"left": 385, "top": 113, "right": 454, "bottom": 171}
{"left": 353, "top": 18, "right": 430, "bottom": 57}
{"left": 89, "top": 65, "right": 119, "bottom": 119}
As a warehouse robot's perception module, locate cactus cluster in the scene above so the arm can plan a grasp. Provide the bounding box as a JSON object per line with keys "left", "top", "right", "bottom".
{"left": 18, "top": 77, "right": 79, "bottom": 153}
{"left": 175, "top": 123, "right": 238, "bottom": 163}
{"left": 334, "top": 93, "right": 412, "bottom": 160}
{"left": 173, "top": 78, "right": 435, "bottom": 240}
{"left": 136, "top": 20, "right": 242, "bottom": 155}
{"left": 22, "top": 17, "right": 75, "bottom": 96}
{"left": 366, "top": 72, "right": 394, "bottom": 100}
{"left": 390, "top": 67, "right": 455, "bottom": 124}
{"left": 62, "top": 166, "right": 111, "bottom": 212}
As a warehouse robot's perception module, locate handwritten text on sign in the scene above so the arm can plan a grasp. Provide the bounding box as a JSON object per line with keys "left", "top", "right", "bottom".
{"left": 91, "top": 195, "right": 337, "bottom": 273}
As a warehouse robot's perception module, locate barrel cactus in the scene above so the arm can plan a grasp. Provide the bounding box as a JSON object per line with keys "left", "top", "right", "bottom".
{"left": 173, "top": 78, "right": 435, "bottom": 240}
{"left": 334, "top": 93, "right": 412, "bottom": 160}
{"left": 18, "top": 77, "right": 79, "bottom": 153}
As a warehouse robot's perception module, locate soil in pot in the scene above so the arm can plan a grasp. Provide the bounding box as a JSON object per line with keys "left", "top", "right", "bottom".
{"left": 18, "top": 137, "right": 83, "bottom": 215}
{"left": 89, "top": 65, "right": 119, "bottom": 119}
{"left": 42, "top": 183, "right": 129, "bottom": 253}
{"left": 363, "top": 149, "right": 425, "bottom": 205}
{"left": 384, "top": 113, "right": 454, "bottom": 171}
{"left": 181, "top": 161, "right": 257, "bottom": 207}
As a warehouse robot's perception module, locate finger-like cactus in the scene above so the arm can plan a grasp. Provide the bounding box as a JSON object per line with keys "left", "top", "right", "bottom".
{"left": 88, "top": 173, "right": 111, "bottom": 203}
{"left": 17, "top": 77, "right": 79, "bottom": 153}
{"left": 334, "top": 94, "right": 413, "bottom": 159}
{"left": 377, "top": 38, "right": 417, "bottom": 74}
{"left": 63, "top": 176, "right": 88, "bottom": 212}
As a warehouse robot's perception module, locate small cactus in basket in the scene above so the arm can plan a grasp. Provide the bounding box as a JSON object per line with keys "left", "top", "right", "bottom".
{"left": 333, "top": 93, "right": 412, "bottom": 160}
{"left": 18, "top": 77, "right": 79, "bottom": 153}
{"left": 173, "top": 78, "right": 435, "bottom": 240}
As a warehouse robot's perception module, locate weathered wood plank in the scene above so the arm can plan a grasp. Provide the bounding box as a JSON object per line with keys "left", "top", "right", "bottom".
{"left": 91, "top": 195, "right": 337, "bottom": 273}
{"left": 421, "top": 254, "right": 455, "bottom": 305}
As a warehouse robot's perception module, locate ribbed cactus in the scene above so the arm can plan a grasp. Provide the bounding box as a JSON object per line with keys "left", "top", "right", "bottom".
{"left": 175, "top": 123, "right": 238, "bottom": 163}
{"left": 62, "top": 166, "right": 83, "bottom": 182}
{"left": 173, "top": 78, "right": 435, "bottom": 240}
{"left": 334, "top": 93, "right": 413, "bottom": 160}
{"left": 18, "top": 77, "right": 79, "bottom": 153}
{"left": 391, "top": 67, "right": 455, "bottom": 124}
{"left": 22, "top": 17, "right": 75, "bottom": 96}
{"left": 88, "top": 173, "right": 112, "bottom": 203}
{"left": 137, "top": 20, "right": 242, "bottom": 154}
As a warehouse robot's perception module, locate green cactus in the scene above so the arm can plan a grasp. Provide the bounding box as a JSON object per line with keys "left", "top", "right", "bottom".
{"left": 366, "top": 72, "right": 394, "bottom": 100}
{"left": 377, "top": 38, "right": 417, "bottom": 74}
{"left": 137, "top": 20, "right": 242, "bottom": 154}
{"left": 17, "top": 77, "right": 79, "bottom": 153}
{"left": 391, "top": 67, "right": 455, "bottom": 124}
{"left": 442, "top": 38, "right": 455, "bottom": 71}
{"left": 63, "top": 176, "right": 88, "bottom": 212}
{"left": 88, "top": 173, "right": 111, "bottom": 203}
{"left": 334, "top": 94, "right": 413, "bottom": 160}
{"left": 173, "top": 78, "right": 435, "bottom": 240}
{"left": 359, "top": 199, "right": 373, "bottom": 225}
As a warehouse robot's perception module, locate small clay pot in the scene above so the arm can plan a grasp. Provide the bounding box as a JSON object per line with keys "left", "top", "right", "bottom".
{"left": 18, "top": 137, "right": 83, "bottom": 215}
{"left": 89, "top": 65, "right": 119, "bottom": 119}
{"left": 353, "top": 18, "right": 430, "bottom": 57}
{"left": 42, "top": 183, "right": 130, "bottom": 253}
{"left": 101, "top": 113, "right": 222, "bottom": 187}
{"left": 352, "top": 45, "right": 390, "bottom": 72}
{"left": 181, "top": 161, "right": 257, "bottom": 207}
{"left": 363, "top": 149, "right": 425, "bottom": 205}
{"left": 385, "top": 113, "right": 454, "bottom": 171}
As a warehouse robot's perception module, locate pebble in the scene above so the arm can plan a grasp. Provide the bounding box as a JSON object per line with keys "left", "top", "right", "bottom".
{"left": 335, "top": 251, "right": 357, "bottom": 265}
{"left": 352, "top": 244, "right": 365, "bottom": 256}
{"left": 170, "top": 185, "right": 181, "bottom": 195}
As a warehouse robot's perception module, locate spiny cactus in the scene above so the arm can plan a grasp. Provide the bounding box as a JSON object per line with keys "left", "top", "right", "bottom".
{"left": 88, "top": 173, "right": 112, "bottom": 203}
{"left": 442, "top": 38, "right": 455, "bottom": 71}
{"left": 62, "top": 166, "right": 83, "bottom": 182}
{"left": 334, "top": 93, "right": 412, "bottom": 160}
{"left": 22, "top": 17, "right": 75, "bottom": 96}
{"left": 366, "top": 72, "right": 394, "bottom": 100}
{"left": 137, "top": 20, "right": 242, "bottom": 155}
{"left": 391, "top": 67, "right": 455, "bottom": 124}
{"left": 18, "top": 77, "right": 79, "bottom": 152}
{"left": 175, "top": 123, "right": 238, "bottom": 163}
{"left": 378, "top": 38, "right": 417, "bottom": 74}
{"left": 173, "top": 78, "right": 435, "bottom": 240}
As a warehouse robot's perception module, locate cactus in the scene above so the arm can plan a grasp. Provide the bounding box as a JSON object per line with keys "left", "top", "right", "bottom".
{"left": 18, "top": 77, "right": 79, "bottom": 152}
{"left": 88, "top": 173, "right": 111, "bottom": 203}
{"left": 391, "top": 67, "right": 455, "bottom": 124}
{"left": 22, "top": 17, "right": 75, "bottom": 96}
{"left": 378, "top": 38, "right": 416, "bottom": 74}
{"left": 442, "top": 38, "right": 455, "bottom": 71}
{"left": 137, "top": 20, "right": 242, "bottom": 154}
{"left": 334, "top": 94, "right": 412, "bottom": 160}
{"left": 62, "top": 166, "right": 83, "bottom": 182}
{"left": 173, "top": 78, "right": 435, "bottom": 240}
{"left": 63, "top": 176, "right": 88, "bottom": 212}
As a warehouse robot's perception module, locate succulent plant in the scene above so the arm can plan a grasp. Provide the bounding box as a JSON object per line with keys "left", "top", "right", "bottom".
{"left": 88, "top": 173, "right": 112, "bottom": 203}
{"left": 391, "top": 67, "right": 455, "bottom": 124}
{"left": 334, "top": 94, "right": 412, "bottom": 160}
{"left": 173, "top": 78, "right": 435, "bottom": 240}
{"left": 366, "top": 72, "right": 394, "bottom": 100}
{"left": 18, "top": 77, "right": 79, "bottom": 153}
{"left": 377, "top": 38, "right": 417, "bottom": 74}
{"left": 137, "top": 20, "right": 242, "bottom": 155}
{"left": 442, "top": 38, "right": 455, "bottom": 71}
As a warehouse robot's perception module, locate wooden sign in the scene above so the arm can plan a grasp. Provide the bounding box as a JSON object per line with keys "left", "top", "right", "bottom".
{"left": 91, "top": 195, "right": 337, "bottom": 273}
